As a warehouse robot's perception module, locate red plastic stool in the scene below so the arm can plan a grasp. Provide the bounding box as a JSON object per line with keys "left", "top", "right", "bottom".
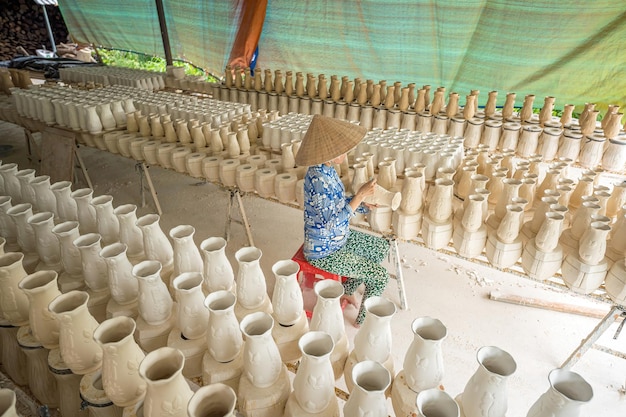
{"left": 292, "top": 244, "right": 347, "bottom": 318}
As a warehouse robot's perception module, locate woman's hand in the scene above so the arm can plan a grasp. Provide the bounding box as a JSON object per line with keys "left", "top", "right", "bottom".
{"left": 350, "top": 178, "right": 377, "bottom": 211}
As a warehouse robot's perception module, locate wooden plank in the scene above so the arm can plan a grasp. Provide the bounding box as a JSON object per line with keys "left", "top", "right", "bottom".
{"left": 489, "top": 289, "right": 612, "bottom": 319}
{"left": 39, "top": 127, "right": 76, "bottom": 183}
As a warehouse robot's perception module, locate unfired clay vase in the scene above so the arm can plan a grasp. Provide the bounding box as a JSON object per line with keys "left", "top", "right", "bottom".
{"left": 200, "top": 237, "right": 235, "bottom": 293}
{"left": 187, "top": 383, "right": 237, "bottom": 417}
{"left": 50, "top": 181, "right": 78, "bottom": 222}
{"left": 172, "top": 272, "right": 208, "bottom": 340}
{"left": 354, "top": 296, "right": 396, "bottom": 364}
{"left": 132, "top": 260, "right": 173, "bottom": 326}
{"left": 70, "top": 188, "right": 98, "bottom": 234}
{"left": 240, "top": 312, "right": 285, "bottom": 388}
{"left": 91, "top": 195, "right": 120, "bottom": 246}
{"left": 170, "top": 225, "right": 203, "bottom": 278}
{"left": 139, "top": 346, "right": 193, "bottom": 417}
{"left": 18, "top": 270, "right": 61, "bottom": 349}
{"left": 234, "top": 246, "right": 271, "bottom": 313}
{"left": 270, "top": 259, "right": 303, "bottom": 326}
{"left": 404, "top": 316, "right": 447, "bottom": 392}
{"left": 0, "top": 252, "right": 30, "bottom": 326}
{"left": 99, "top": 242, "right": 139, "bottom": 305}
{"left": 344, "top": 360, "right": 391, "bottom": 417}
{"left": 113, "top": 204, "right": 145, "bottom": 263}
{"left": 527, "top": 368, "right": 593, "bottom": 417}
{"left": 48, "top": 290, "right": 102, "bottom": 375}
{"left": 204, "top": 290, "right": 243, "bottom": 363}
{"left": 457, "top": 346, "right": 517, "bottom": 417}
{"left": 93, "top": 316, "right": 146, "bottom": 407}
{"left": 136, "top": 214, "right": 174, "bottom": 283}
{"left": 416, "top": 389, "right": 460, "bottom": 417}
{"left": 287, "top": 331, "right": 337, "bottom": 415}
{"left": 73, "top": 233, "right": 108, "bottom": 292}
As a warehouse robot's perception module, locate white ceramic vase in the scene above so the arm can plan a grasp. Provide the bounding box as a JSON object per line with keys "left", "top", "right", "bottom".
{"left": 578, "top": 221, "right": 611, "bottom": 265}
{"left": 343, "top": 360, "right": 391, "bottom": 417}
{"left": 172, "top": 272, "right": 208, "bottom": 340}
{"left": 527, "top": 368, "right": 593, "bottom": 417}
{"left": 187, "top": 383, "right": 237, "bottom": 417}
{"left": 51, "top": 221, "right": 84, "bottom": 287}
{"left": 136, "top": 214, "right": 174, "bottom": 282}
{"left": 235, "top": 246, "right": 268, "bottom": 310}
{"left": 240, "top": 311, "right": 284, "bottom": 388}
{"left": 0, "top": 252, "right": 30, "bottom": 326}
{"left": 73, "top": 233, "right": 108, "bottom": 292}
{"left": 204, "top": 290, "right": 243, "bottom": 363}
{"left": 457, "top": 346, "right": 517, "bottom": 417}
{"left": 132, "top": 260, "right": 173, "bottom": 326}
{"left": 139, "top": 346, "right": 193, "bottom": 417}
{"left": 50, "top": 181, "right": 78, "bottom": 222}
{"left": 91, "top": 195, "right": 120, "bottom": 246}
{"left": 403, "top": 316, "right": 447, "bottom": 392}
{"left": 428, "top": 179, "right": 454, "bottom": 223}
{"left": 93, "top": 316, "right": 146, "bottom": 407}
{"left": 48, "top": 290, "right": 103, "bottom": 375}
{"left": 354, "top": 296, "right": 396, "bottom": 363}
{"left": 70, "top": 188, "right": 98, "bottom": 234}
{"left": 113, "top": 204, "right": 145, "bottom": 263}
{"left": 0, "top": 197, "right": 18, "bottom": 250}
{"left": 99, "top": 242, "right": 139, "bottom": 305}
{"left": 200, "top": 237, "right": 235, "bottom": 293}
{"left": 271, "top": 259, "right": 303, "bottom": 326}
{"left": 7, "top": 203, "right": 37, "bottom": 255}
{"left": 170, "top": 225, "right": 203, "bottom": 277}
{"left": 534, "top": 212, "right": 565, "bottom": 252}
{"left": 416, "top": 389, "right": 460, "bottom": 417}
{"left": 28, "top": 211, "right": 62, "bottom": 271}
{"left": 17, "top": 270, "right": 61, "bottom": 349}
{"left": 29, "top": 175, "right": 58, "bottom": 216}
{"left": 0, "top": 389, "right": 18, "bottom": 417}
{"left": 292, "top": 331, "right": 337, "bottom": 413}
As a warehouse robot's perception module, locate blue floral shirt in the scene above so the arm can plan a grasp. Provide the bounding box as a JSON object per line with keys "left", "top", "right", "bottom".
{"left": 303, "top": 164, "right": 361, "bottom": 260}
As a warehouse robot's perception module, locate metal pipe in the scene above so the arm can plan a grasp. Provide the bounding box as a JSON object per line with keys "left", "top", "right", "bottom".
{"left": 154, "top": 0, "right": 173, "bottom": 65}
{"left": 41, "top": 5, "right": 57, "bottom": 54}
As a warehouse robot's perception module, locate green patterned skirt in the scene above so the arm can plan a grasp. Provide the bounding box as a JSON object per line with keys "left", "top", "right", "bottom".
{"left": 309, "top": 229, "right": 390, "bottom": 324}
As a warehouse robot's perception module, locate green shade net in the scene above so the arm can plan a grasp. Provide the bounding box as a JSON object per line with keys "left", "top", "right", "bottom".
{"left": 58, "top": 0, "right": 626, "bottom": 110}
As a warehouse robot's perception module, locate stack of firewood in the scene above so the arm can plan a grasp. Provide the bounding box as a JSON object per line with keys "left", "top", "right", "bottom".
{"left": 0, "top": 0, "right": 69, "bottom": 60}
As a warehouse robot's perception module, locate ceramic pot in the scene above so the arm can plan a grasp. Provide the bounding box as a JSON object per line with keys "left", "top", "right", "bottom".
{"left": 112, "top": 204, "right": 145, "bottom": 263}
{"left": 527, "top": 368, "right": 593, "bottom": 417}
{"left": 428, "top": 179, "right": 454, "bottom": 223}
{"left": 0, "top": 252, "right": 30, "bottom": 326}
{"left": 240, "top": 312, "right": 284, "bottom": 388}
{"left": 0, "top": 389, "right": 18, "bottom": 417}
{"left": 29, "top": 175, "right": 58, "bottom": 216}
{"left": 91, "top": 195, "right": 120, "bottom": 246}
{"left": 50, "top": 181, "right": 78, "bottom": 222}
{"left": 136, "top": 214, "right": 174, "bottom": 283}
{"left": 170, "top": 225, "right": 203, "bottom": 278}
{"left": 48, "top": 290, "right": 102, "bottom": 375}
{"left": 93, "top": 316, "right": 146, "bottom": 407}
{"left": 0, "top": 163, "right": 21, "bottom": 202}
{"left": 132, "top": 260, "right": 173, "bottom": 326}
{"left": 100, "top": 242, "right": 139, "bottom": 305}
{"left": 496, "top": 204, "right": 525, "bottom": 243}
{"left": 343, "top": 360, "right": 391, "bottom": 417}
{"left": 570, "top": 201, "right": 601, "bottom": 240}
{"left": 400, "top": 171, "right": 424, "bottom": 215}
{"left": 0, "top": 197, "right": 18, "bottom": 250}
{"left": 354, "top": 296, "right": 396, "bottom": 363}
{"left": 172, "top": 272, "right": 208, "bottom": 340}
{"left": 15, "top": 168, "right": 37, "bottom": 207}
{"left": 51, "top": 221, "right": 84, "bottom": 286}
{"left": 7, "top": 203, "right": 37, "bottom": 255}
{"left": 404, "top": 316, "right": 447, "bottom": 392}
{"left": 200, "top": 237, "right": 235, "bottom": 293}
{"left": 416, "top": 389, "right": 460, "bottom": 417}
{"left": 461, "top": 195, "right": 485, "bottom": 232}
{"left": 139, "top": 346, "right": 193, "bottom": 417}
{"left": 70, "top": 188, "right": 98, "bottom": 234}
{"left": 457, "top": 346, "right": 517, "bottom": 417}
{"left": 292, "top": 331, "right": 336, "bottom": 413}
{"left": 578, "top": 221, "right": 611, "bottom": 265}
{"left": 204, "top": 290, "right": 243, "bottom": 363}
{"left": 28, "top": 211, "right": 62, "bottom": 271}
{"left": 234, "top": 246, "right": 269, "bottom": 310}
{"left": 73, "top": 233, "right": 108, "bottom": 292}
{"left": 271, "top": 259, "right": 303, "bottom": 326}
{"left": 187, "top": 383, "right": 237, "bottom": 417}
{"left": 17, "top": 270, "right": 61, "bottom": 349}
{"left": 534, "top": 212, "right": 565, "bottom": 253}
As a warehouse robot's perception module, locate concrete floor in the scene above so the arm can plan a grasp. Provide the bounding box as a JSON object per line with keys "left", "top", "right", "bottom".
{"left": 0, "top": 119, "right": 625, "bottom": 416}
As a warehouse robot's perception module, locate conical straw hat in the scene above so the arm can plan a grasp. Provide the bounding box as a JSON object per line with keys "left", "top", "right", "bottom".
{"left": 295, "top": 115, "right": 367, "bottom": 166}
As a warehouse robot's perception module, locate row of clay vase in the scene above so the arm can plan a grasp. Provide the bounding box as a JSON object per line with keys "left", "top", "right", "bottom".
{"left": 59, "top": 66, "right": 166, "bottom": 90}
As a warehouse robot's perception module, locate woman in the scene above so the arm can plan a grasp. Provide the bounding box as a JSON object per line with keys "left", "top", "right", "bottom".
{"left": 295, "top": 114, "right": 390, "bottom": 326}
